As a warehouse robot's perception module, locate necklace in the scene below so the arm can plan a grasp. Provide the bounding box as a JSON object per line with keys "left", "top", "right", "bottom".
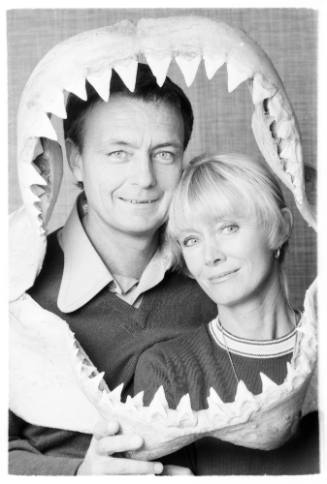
{"left": 217, "top": 317, "right": 239, "bottom": 386}
{"left": 217, "top": 308, "right": 299, "bottom": 388}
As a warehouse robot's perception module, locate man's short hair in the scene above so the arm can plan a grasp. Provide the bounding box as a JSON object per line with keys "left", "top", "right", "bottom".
{"left": 64, "top": 63, "right": 194, "bottom": 152}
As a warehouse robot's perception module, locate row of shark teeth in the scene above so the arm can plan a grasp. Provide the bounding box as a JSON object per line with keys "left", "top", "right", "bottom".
{"left": 21, "top": 54, "right": 278, "bottom": 128}
{"left": 18, "top": 60, "right": 294, "bottom": 217}
{"left": 17, "top": 17, "right": 311, "bottom": 238}
{"left": 70, "top": 299, "right": 316, "bottom": 434}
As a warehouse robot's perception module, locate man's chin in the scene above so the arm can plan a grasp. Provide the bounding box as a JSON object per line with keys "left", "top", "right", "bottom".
{"left": 116, "top": 220, "right": 165, "bottom": 238}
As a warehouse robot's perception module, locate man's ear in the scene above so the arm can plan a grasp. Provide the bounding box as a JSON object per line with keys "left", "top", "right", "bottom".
{"left": 277, "top": 207, "right": 293, "bottom": 247}
{"left": 65, "top": 138, "right": 83, "bottom": 183}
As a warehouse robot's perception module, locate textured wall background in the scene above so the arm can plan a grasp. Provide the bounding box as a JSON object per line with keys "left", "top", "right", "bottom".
{"left": 7, "top": 8, "right": 317, "bottom": 308}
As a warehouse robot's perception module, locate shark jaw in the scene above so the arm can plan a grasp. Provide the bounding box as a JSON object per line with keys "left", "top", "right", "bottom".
{"left": 10, "top": 16, "right": 318, "bottom": 460}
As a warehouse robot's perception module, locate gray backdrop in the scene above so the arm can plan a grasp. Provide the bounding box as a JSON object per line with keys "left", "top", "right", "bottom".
{"left": 7, "top": 8, "right": 317, "bottom": 308}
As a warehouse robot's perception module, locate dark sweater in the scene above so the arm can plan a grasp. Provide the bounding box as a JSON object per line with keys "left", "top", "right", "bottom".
{"left": 133, "top": 325, "right": 320, "bottom": 475}
{"left": 134, "top": 324, "right": 293, "bottom": 409}
{"left": 9, "top": 230, "right": 217, "bottom": 475}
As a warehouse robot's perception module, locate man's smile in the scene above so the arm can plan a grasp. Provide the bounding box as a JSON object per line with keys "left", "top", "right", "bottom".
{"left": 118, "top": 196, "right": 160, "bottom": 205}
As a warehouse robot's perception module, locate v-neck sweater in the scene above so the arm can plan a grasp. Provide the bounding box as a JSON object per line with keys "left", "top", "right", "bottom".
{"left": 9, "top": 230, "right": 217, "bottom": 475}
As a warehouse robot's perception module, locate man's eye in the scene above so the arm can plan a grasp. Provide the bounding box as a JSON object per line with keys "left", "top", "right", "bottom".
{"left": 153, "top": 151, "right": 175, "bottom": 164}
{"left": 106, "top": 150, "right": 128, "bottom": 162}
{"left": 182, "top": 237, "right": 199, "bottom": 248}
{"left": 221, "top": 224, "right": 239, "bottom": 234}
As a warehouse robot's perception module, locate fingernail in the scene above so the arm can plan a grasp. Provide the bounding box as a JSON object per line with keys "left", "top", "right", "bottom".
{"left": 154, "top": 463, "right": 163, "bottom": 474}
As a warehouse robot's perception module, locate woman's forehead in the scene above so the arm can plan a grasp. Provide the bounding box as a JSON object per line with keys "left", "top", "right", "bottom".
{"left": 174, "top": 190, "right": 253, "bottom": 232}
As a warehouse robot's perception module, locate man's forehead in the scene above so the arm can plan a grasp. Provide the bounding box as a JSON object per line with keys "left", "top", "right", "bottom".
{"left": 85, "top": 95, "right": 184, "bottom": 142}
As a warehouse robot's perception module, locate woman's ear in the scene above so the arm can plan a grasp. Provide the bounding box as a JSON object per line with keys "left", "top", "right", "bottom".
{"left": 65, "top": 138, "right": 83, "bottom": 183}
{"left": 278, "top": 207, "right": 293, "bottom": 247}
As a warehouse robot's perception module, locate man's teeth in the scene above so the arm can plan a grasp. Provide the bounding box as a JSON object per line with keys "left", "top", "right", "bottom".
{"left": 120, "top": 197, "right": 158, "bottom": 204}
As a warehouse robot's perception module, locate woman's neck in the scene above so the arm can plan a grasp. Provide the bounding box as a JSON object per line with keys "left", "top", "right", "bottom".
{"left": 82, "top": 210, "right": 159, "bottom": 279}
{"left": 217, "top": 271, "right": 295, "bottom": 340}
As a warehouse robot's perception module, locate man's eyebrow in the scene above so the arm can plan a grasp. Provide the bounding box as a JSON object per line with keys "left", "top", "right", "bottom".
{"left": 101, "top": 140, "right": 135, "bottom": 146}
{"left": 100, "top": 140, "right": 183, "bottom": 150}
{"left": 152, "top": 142, "right": 183, "bottom": 150}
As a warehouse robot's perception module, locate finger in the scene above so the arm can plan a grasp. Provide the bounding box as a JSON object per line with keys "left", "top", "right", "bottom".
{"left": 103, "top": 457, "right": 163, "bottom": 475}
{"left": 162, "top": 465, "right": 194, "bottom": 475}
{"left": 97, "top": 434, "right": 143, "bottom": 455}
{"left": 94, "top": 420, "right": 120, "bottom": 440}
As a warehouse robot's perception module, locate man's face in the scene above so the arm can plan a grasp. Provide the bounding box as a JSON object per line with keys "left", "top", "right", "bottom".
{"left": 70, "top": 94, "right": 185, "bottom": 237}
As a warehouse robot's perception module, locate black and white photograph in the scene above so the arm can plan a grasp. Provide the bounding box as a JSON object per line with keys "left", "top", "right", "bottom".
{"left": 6, "top": 2, "right": 325, "bottom": 478}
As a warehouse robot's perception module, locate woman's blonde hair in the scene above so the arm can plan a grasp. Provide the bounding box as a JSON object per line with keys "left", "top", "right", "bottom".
{"left": 167, "top": 153, "right": 292, "bottom": 271}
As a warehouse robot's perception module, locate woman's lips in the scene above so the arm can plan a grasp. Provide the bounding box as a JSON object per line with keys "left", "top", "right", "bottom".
{"left": 208, "top": 268, "right": 239, "bottom": 282}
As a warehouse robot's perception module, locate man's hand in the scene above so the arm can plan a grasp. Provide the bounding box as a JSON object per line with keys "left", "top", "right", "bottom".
{"left": 77, "top": 420, "right": 163, "bottom": 475}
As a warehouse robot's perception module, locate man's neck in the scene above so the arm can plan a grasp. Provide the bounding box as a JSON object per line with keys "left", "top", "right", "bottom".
{"left": 82, "top": 212, "right": 159, "bottom": 279}
{"left": 218, "top": 269, "right": 295, "bottom": 340}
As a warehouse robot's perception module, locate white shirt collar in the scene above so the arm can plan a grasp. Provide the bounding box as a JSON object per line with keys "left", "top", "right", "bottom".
{"left": 57, "top": 199, "right": 172, "bottom": 313}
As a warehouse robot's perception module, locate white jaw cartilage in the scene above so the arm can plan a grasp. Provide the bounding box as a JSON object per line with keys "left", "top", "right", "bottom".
{"left": 10, "top": 16, "right": 317, "bottom": 460}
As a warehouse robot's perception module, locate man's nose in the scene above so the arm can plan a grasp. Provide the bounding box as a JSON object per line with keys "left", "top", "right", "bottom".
{"left": 204, "top": 239, "right": 225, "bottom": 266}
{"left": 130, "top": 155, "right": 156, "bottom": 188}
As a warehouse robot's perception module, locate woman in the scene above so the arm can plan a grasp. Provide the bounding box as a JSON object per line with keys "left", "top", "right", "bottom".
{"left": 133, "top": 153, "right": 319, "bottom": 474}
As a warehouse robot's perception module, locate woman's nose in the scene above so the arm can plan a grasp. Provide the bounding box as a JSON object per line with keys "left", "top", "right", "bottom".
{"left": 204, "top": 239, "right": 225, "bottom": 266}
{"left": 130, "top": 155, "right": 156, "bottom": 188}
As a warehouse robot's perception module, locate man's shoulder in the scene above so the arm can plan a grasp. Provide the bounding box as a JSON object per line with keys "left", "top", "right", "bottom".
{"left": 158, "top": 269, "right": 214, "bottom": 302}
{"left": 27, "top": 229, "right": 64, "bottom": 312}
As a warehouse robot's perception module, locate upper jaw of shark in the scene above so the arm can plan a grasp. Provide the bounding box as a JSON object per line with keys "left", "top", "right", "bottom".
{"left": 17, "top": 15, "right": 316, "bottom": 244}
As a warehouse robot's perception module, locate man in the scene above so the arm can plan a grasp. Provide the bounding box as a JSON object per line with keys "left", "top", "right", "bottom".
{"left": 9, "top": 64, "right": 217, "bottom": 475}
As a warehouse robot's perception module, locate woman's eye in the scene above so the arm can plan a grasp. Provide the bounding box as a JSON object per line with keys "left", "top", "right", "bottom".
{"left": 106, "top": 150, "right": 129, "bottom": 162}
{"left": 153, "top": 151, "right": 175, "bottom": 164}
{"left": 182, "top": 237, "right": 199, "bottom": 248}
{"left": 221, "top": 224, "right": 239, "bottom": 234}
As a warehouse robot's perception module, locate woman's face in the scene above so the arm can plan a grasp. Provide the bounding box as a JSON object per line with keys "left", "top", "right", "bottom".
{"left": 177, "top": 212, "right": 276, "bottom": 307}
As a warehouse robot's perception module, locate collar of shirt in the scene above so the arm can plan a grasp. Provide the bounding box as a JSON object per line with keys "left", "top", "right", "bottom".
{"left": 56, "top": 199, "right": 173, "bottom": 313}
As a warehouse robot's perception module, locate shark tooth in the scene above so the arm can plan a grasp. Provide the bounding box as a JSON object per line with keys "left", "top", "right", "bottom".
{"left": 275, "top": 119, "right": 294, "bottom": 139}
{"left": 260, "top": 372, "right": 279, "bottom": 393}
{"left": 203, "top": 52, "right": 225, "bottom": 80}
{"left": 23, "top": 187, "right": 43, "bottom": 206}
{"left": 42, "top": 89, "right": 67, "bottom": 119}
{"left": 176, "top": 393, "right": 197, "bottom": 426}
{"left": 98, "top": 389, "right": 113, "bottom": 408}
{"left": 32, "top": 139, "right": 44, "bottom": 161}
{"left": 126, "top": 391, "right": 144, "bottom": 409}
{"left": 87, "top": 67, "right": 112, "bottom": 102}
{"left": 279, "top": 138, "right": 297, "bottom": 160}
{"left": 28, "top": 112, "right": 58, "bottom": 141}
{"left": 207, "top": 387, "right": 228, "bottom": 418}
{"left": 234, "top": 380, "right": 255, "bottom": 403}
{"left": 109, "top": 383, "right": 124, "bottom": 403}
{"left": 63, "top": 71, "right": 87, "bottom": 101}
{"left": 113, "top": 58, "right": 138, "bottom": 92}
{"left": 19, "top": 163, "right": 47, "bottom": 187}
{"left": 285, "top": 362, "right": 298, "bottom": 382}
{"left": 227, "top": 61, "right": 252, "bottom": 93}
{"left": 267, "top": 93, "right": 289, "bottom": 122}
{"left": 252, "top": 73, "right": 277, "bottom": 104}
{"left": 149, "top": 386, "right": 169, "bottom": 417}
{"left": 175, "top": 54, "right": 201, "bottom": 87}
{"left": 80, "top": 364, "right": 96, "bottom": 378}
{"left": 207, "top": 387, "right": 224, "bottom": 406}
{"left": 145, "top": 53, "right": 171, "bottom": 87}
{"left": 87, "top": 371, "right": 106, "bottom": 394}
